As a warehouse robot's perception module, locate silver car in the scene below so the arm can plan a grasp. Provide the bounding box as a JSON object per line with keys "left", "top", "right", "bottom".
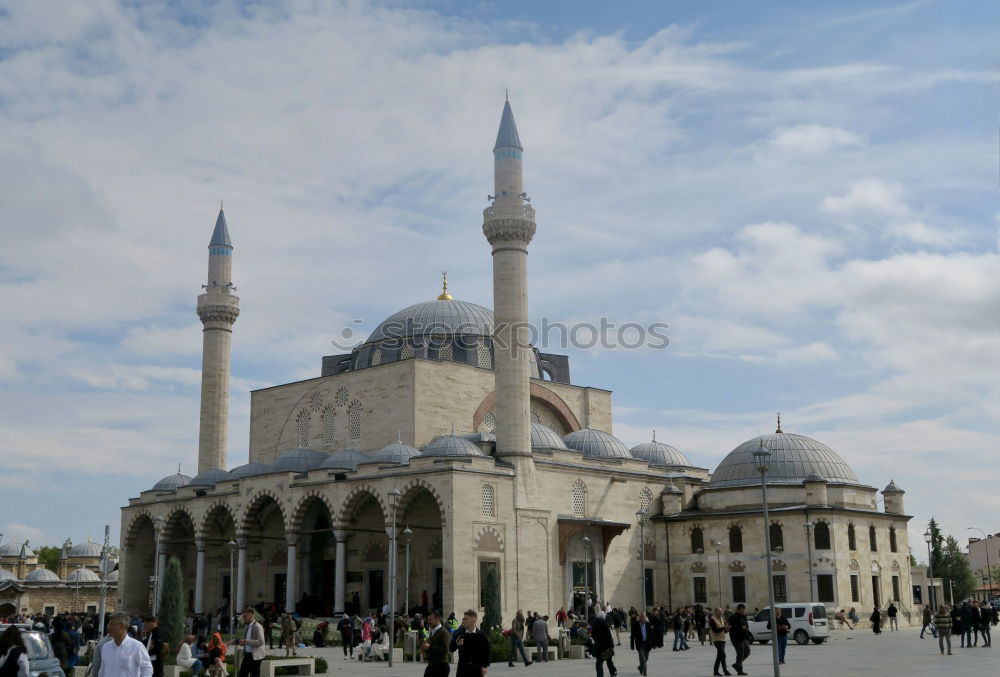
{"left": 20, "top": 630, "right": 67, "bottom": 677}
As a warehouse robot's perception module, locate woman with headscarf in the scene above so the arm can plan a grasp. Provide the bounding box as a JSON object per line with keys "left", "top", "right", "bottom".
{"left": 869, "top": 607, "right": 882, "bottom": 635}
{"left": 206, "top": 632, "right": 227, "bottom": 677}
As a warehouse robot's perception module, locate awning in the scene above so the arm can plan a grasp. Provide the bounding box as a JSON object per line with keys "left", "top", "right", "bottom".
{"left": 557, "top": 517, "right": 631, "bottom": 565}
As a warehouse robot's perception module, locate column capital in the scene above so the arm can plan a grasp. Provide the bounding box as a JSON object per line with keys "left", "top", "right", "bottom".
{"left": 332, "top": 529, "right": 348, "bottom": 542}
{"left": 237, "top": 537, "right": 248, "bottom": 549}
{"left": 195, "top": 539, "right": 206, "bottom": 552}
{"left": 157, "top": 543, "right": 168, "bottom": 555}
{"left": 286, "top": 533, "right": 300, "bottom": 547}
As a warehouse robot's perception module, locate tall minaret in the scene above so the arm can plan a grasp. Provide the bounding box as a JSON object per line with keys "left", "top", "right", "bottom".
{"left": 196, "top": 206, "right": 240, "bottom": 473}
{"left": 483, "top": 98, "right": 537, "bottom": 488}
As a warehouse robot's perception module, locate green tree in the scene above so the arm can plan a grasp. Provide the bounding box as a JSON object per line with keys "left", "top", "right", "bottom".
{"left": 35, "top": 546, "right": 62, "bottom": 572}
{"left": 158, "top": 556, "right": 186, "bottom": 652}
{"left": 481, "top": 565, "right": 501, "bottom": 632}
{"left": 940, "top": 536, "right": 977, "bottom": 602}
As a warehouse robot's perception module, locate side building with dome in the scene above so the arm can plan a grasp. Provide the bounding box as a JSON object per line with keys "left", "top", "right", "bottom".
{"left": 118, "top": 100, "right": 914, "bottom": 624}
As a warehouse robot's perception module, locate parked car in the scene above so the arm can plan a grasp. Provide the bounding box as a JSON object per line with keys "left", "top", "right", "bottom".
{"left": 21, "top": 630, "right": 67, "bottom": 677}
{"left": 748, "top": 603, "right": 830, "bottom": 645}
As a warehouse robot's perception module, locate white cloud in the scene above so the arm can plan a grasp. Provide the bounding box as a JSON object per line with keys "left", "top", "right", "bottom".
{"left": 886, "top": 221, "right": 958, "bottom": 248}
{"left": 820, "top": 178, "right": 909, "bottom": 215}
{"left": 770, "top": 124, "right": 863, "bottom": 153}
{"left": 3, "top": 522, "right": 45, "bottom": 545}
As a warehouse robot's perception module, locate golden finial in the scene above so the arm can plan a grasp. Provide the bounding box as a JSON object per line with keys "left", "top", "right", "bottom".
{"left": 776, "top": 412, "right": 783, "bottom": 434}
{"left": 437, "top": 270, "right": 453, "bottom": 300}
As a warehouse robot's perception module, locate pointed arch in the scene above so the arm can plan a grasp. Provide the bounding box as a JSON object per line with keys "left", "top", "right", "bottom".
{"left": 475, "top": 526, "right": 504, "bottom": 551}
{"left": 337, "top": 485, "right": 388, "bottom": 525}
{"left": 290, "top": 490, "right": 337, "bottom": 533}
{"left": 124, "top": 510, "right": 154, "bottom": 547}
{"left": 397, "top": 478, "right": 448, "bottom": 526}
{"left": 164, "top": 505, "right": 197, "bottom": 541}
{"left": 197, "top": 501, "right": 237, "bottom": 540}
{"left": 239, "top": 489, "right": 288, "bottom": 533}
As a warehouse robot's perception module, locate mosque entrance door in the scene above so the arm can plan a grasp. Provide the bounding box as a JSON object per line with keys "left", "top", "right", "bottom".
{"left": 368, "top": 569, "right": 384, "bottom": 610}
{"left": 0, "top": 603, "right": 15, "bottom": 617}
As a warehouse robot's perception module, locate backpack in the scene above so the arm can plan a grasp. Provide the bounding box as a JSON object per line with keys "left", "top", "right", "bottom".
{"left": 0, "top": 648, "right": 24, "bottom": 677}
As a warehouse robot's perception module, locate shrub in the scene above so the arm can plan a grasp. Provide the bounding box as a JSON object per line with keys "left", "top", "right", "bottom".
{"left": 481, "top": 565, "right": 501, "bottom": 633}
{"left": 158, "top": 556, "right": 186, "bottom": 652}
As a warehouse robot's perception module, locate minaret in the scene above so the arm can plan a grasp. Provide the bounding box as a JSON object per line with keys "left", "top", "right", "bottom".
{"left": 196, "top": 205, "right": 240, "bottom": 473}
{"left": 483, "top": 97, "right": 538, "bottom": 489}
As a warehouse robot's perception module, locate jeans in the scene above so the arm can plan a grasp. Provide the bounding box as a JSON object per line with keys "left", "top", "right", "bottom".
{"left": 776, "top": 634, "right": 787, "bottom": 663}
{"left": 536, "top": 639, "right": 549, "bottom": 661}
{"left": 732, "top": 639, "right": 750, "bottom": 672}
{"left": 508, "top": 637, "right": 529, "bottom": 665}
{"left": 595, "top": 653, "right": 616, "bottom": 677}
{"left": 964, "top": 627, "right": 973, "bottom": 646}
{"left": 939, "top": 630, "right": 952, "bottom": 654}
{"left": 712, "top": 641, "right": 727, "bottom": 674}
{"left": 636, "top": 645, "right": 648, "bottom": 675}
{"left": 981, "top": 624, "right": 991, "bottom": 646}
{"left": 920, "top": 622, "right": 937, "bottom": 638}
{"left": 673, "top": 629, "right": 688, "bottom": 650}
{"left": 889, "top": 617, "right": 898, "bottom": 631}
{"left": 189, "top": 660, "right": 203, "bottom": 677}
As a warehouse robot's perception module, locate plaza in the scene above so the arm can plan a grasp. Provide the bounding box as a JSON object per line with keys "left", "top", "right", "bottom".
{"left": 302, "top": 629, "right": 992, "bottom": 676}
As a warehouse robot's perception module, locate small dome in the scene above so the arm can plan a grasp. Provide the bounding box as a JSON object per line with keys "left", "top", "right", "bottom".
{"left": 366, "top": 441, "right": 421, "bottom": 465}
{"left": 883, "top": 479, "right": 904, "bottom": 493}
{"left": 67, "top": 567, "right": 100, "bottom": 583}
{"left": 563, "top": 428, "right": 631, "bottom": 459}
{"left": 69, "top": 541, "right": 103, "bottom": 558}
{"left": 0, "top": 568, "right": 15, "bottom": 582}
{"left": 0, "top": 540, "right": 26, "bottom": 557}
{"left": 709, "top": 431, "right": 860, "bottom": 488}
{"left": 422, "top": 435, "right": 484, "bottom": 457}
{"left": 661, "top": 483, "right": 683, "bottom": 495}
{"left": 269, "top": 448, "right": 329, "bottom": 474}
{"left": 630, "top": 438, "right": 692, "bottom": 467}
{"left": 229, "top": 463, "right": 270, "bottom": 479}
{"left": 105, "top": 569, "right": 119, "bottom": 583}
{"left": 26, "top": 568, "right": 60, "bottom": 582}
{"left": 319, "top": 449, "right": 369, "bottom": 471}
{"left": 530, "top": 422, "right": 568, "bottom": 451}
{"left": 152, "top": 473, "right": 191, "bottom": 492}
{"left": 188, "top": 468, "right": 234, "bottom": 487}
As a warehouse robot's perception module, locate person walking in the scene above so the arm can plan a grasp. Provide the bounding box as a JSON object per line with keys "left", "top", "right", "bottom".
{"left": 920, "top": 605, "right": 937, "bottom": 639}
{"left": 280, "top": 614, "right": 296, "bottom": 657}
{"left": 450, "top": 610, "right": 490, "bottom": 677}
{"left": 772, "top": 608, "right": 791, "bottom": 665}
{"left": 420, "top": 612, "right": 451, "bottom": 677}
{"left": 556, "top": 607, "right": 568, "bottom": 629}
{"left": 591, "top": 611, "right": 617, "bottom": 677}
{"left": 671, "top": 608, "right": 688, "bottom": 651}
{"left": 979, "top": 601, "right": 992, "bottom": 647}
{"left": 0, "top": 626, "right": 31, "bottom": 677}
{"left": 140, "top": 617, "right": 164, "bottom": 677}
{"left": 237, "top": 608, "right": 265, "bottom": 677}
{"left": 630, "top": 612, "right": 652, "bottom": 676}
{"left": 934, "top": 605, "right": 953, "bottom": 655}
{"left": 869, "top": 607, "right": 882, "bottom": 635}
{"left": 99, "top": 612, "right": 153, "bottom": 677}
{"left": 336, "top": 615, "right": 354, "bottom": 660}
{"left": 709, "top": 608, "right": 730, "bottom": 677}
{"left": 968, "top": 601, "right": 982, "bottom": 647}
{"left": 531, "top": 614, "right": 550, "bottom": 662}
{"left": 886, "top": 602, "right": 898, "bottom": 631}
{"left": 728, "top": 605, "right": 750, "bottom": 676}
{"left": 506, "top": 610, "right": 531, "bottom": 667}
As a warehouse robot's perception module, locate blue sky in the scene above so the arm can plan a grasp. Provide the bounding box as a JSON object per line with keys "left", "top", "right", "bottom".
{"left": 0, "top": 0, "right": 998, "bottom": 557}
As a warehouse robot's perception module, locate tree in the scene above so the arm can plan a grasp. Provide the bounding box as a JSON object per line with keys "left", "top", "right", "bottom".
{"left": 481, "top": 565, "right": 501, "bottom": 632}
{"left": 158, "top": 556, "right": 186, "bottom": 652}
{"left": 35, "top": 546, "right": 61, "bottom": 572}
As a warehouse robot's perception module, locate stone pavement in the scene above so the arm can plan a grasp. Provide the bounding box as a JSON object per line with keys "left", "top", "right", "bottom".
{"left": 298, "top": 628, "right": 995, "bottom": 676}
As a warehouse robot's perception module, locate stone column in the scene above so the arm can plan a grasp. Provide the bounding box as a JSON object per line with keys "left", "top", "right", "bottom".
{"left": 194, "top": 539, "right": 206, "bottom": 614}
{"left": 156, "top": 544, "right": 168, "bottom": 606}
{"left": 285, "top": 534, "right": 298, "bottom": 613}
{"left": 333, "top": 529, "right": 347, "bottom": 614}
{"left": 236, "top": 537, "right": 248, "bottom": 613}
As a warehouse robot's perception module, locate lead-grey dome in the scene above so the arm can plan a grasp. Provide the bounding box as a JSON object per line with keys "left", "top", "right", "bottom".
{"left": 366, "top": 299, "right": 493, "bottom": 343}
{"left": 366, "top": 441, "right": 421, "bottom": 465}
{"left": 319, "top": 449, "right": 369, "bottom": 471}
{"left": 106, "top": 569, "right": 119, "bottom": 583}
{"left": 67, "top": 567, "right": 100, "bottom": 582}
{"left": 883, "top": 479, "right": 904, "bottom": 493}
{"left": 630, "top": 438, "right": 692, "bottom": 467}
{"left": 563, "top": 428, "right": 631, "bottom": 459}
{"left": 422, "top": 435, "right": 484, "bottom": 457}
{"left": 188, "top": 468, "right": 233, "bottom": 487}
{"left": 709, "top": 432, "right": 860, "bottom": 488}
{"left": 0, "top": 541, "right": 29, "bottom": 557}
{"left": 152, "top": 473, "right": 192, "bottom": 492}
{"left": 0, "top": 568, "right": 15, "bottom": 581}
{"left": 26, "top": 568, "right": 60, "bottom": 582}
{"left": 69, "top": 541, "right": 102, "bottom": 558}
{"left": 270, "top": 448, "right": 329, "bottom": 474}
{"left": 531, "top": 422, "right": 568, "bottom": 450}
{"left": 229, "top": 463, "right": 270, "bottom": 479}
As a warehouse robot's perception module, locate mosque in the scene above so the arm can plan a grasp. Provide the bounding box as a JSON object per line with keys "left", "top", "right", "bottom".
{"left": 118, "top": 100, "right": 915, "bottom": 623}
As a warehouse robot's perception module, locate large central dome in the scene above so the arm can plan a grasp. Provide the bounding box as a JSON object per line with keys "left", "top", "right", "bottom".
{"left": 365, "top": 299, "right": 493, "bottom": 343}
{"left": 709, "top": 431, "right": 860, "bottom": 488}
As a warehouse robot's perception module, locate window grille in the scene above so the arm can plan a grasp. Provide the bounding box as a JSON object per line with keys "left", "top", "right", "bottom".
{"left": 476, "top": 342, "right": 492, "bottom": 368}
{"left": 729, "top": 525, "right": 743, "bottom": 553}
{"left": 348, "top": 400, "right": 362, "bottom": 439}
{"left": 322, "top": 408, "right": 335, "bottom": 447}
{"left": 572, "top": 480, "right": 587, "bottom": 517}
{"left": 371, "top": 348, "right": 382, "bottom": 366}
{"left": 296, "top": 411, "right": 310, "bottom": 447}
{"left": 336, "top": 387, "right": 349, "bottom": 407}
{"left": 481, "top": 485, "right": 496, "bottom": 519}
{"left": 691, "top": 527, "right": 704, "bottom": 553}
{"left": 401, "top": 342, "right": 414, "bottom": 360}
{"left": 439, "top": 344, "right": 453, "bottom": 361}
{"left": 848, "top": 523, "right": 857, "bottom": 550}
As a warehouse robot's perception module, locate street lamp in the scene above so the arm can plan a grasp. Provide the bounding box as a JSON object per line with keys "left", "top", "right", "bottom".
{"left": 402, "top": 526, "right": 413, "bottom": 617}
{"left": 152, "top": 515, "right": 165, "bottom": 615}
{"left": 753, "top": 443, "right": 780, "bottom": 677}
{"left": 97, "top": 525, "right": 110, "bottom": 639}
{"left": 387, "top": 487, "right": 402, "bottom": 668}
{"left": 637, "top": 510, "right": 648, "bottom": 609}
{"left": 968, "top": 528, "right": 993, "bottom": 601}
{"left": 713, "top": 541, "right": 723, "bottom": 609}
{"left": 582, "top": 535, "right": 592, "bottom": 617}
{"left": 804, "top": 522, "right": 815, "bottom": 602}
{"left": 923, "top": 530, "right": 936, "bottom": 609}
{"left": 227, "top": 540, "right": 238, "bottom": 674}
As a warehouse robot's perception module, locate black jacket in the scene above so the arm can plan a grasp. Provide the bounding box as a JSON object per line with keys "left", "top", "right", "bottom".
{"left": 729, "top": 613, "right": 749, "bottom": 643}
{"left": 592, "top": 616, "right": 615, "bottom": 652}
{"left": 630, "top": 620, "right": 652, "bottom": 650}
{"left": 450, "top": 627, "right": 491, "bottom": 669}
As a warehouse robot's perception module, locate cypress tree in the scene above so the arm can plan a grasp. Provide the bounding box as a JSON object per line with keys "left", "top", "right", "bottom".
{"left": 482, "top": 565, "right": 502, "bottom": 632}
{"left": 158, "top": 556, "right": 186, "bottom": 652}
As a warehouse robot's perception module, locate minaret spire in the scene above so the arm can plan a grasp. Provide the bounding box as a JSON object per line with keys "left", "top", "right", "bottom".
{"left": 197, "top": 205, "right": 240, "bottom": 473}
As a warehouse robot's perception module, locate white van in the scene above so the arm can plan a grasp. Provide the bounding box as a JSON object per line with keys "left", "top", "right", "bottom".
{"left": 748, "top": 603, "right": 830, "bottom": 645}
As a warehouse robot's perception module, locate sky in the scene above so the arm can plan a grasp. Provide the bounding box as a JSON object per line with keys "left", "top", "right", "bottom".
{"left": 0, "top": 0, "right": 997, "bottom": 559}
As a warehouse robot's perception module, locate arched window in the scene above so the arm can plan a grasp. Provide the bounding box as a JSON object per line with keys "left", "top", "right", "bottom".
{"left": 814, "top": 522, "right": 831, "bottom": 550}
{"left": 848, "top": 523, "right": 857, "bottom": 551}
{"left": 729, "top": 525, "right": 743, "bottom": 553}
{"left": 769, "top": 523, "right": 784, "bottom": 551}
{"left": 889, "top": 526, "right": 897, "bottom": 553}
{"left": 572, "top": 480, "right": 587, "bottom": 517}
{"left": 869, "top": 525, "right": 878, "bottom": 552}
{"left": 370, "top": 348, "right": 382, "bottom": 366}
{"left": 322, "top": 407, "right": 335, "bottom": 447}
{"left": 476, "top": 342, "right": 492, "bottom": 368}
{"left": 400, "top": 342, "right": 414, "bottom": 360}
{"left": 347, "top": 400, "right": 362, "bottom": 440}
{"left": 296, "top": 410, "right": 311, "bottom": 447}
{"left": 481, "top": 484, "right": 496, "bottom": 519}
{"left": 691, "top": 527, "right": 705, "bottom": 553}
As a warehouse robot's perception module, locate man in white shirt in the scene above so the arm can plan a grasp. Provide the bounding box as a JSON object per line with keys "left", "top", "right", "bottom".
{"left": 99, "top": 613, "right": 153, "bottom": 677}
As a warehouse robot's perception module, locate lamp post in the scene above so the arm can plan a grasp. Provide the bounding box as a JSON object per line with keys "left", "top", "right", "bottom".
{"left": 582, "top": 535, "right": 592, "bottom": 618}
{"left": 387, "top": 487, "right": 402, "bottom": 668}
{"left": 923, "top": 530, "right": 936, "bottom": 609}
{"left": 713, "top": 541, "right": 723, "bottom": 609}
{"left": 152, "top": 515, "right": 165, "bottom": 615}
{"left": 753, "top": 444, "right": 780, "bottom": 677}
{"left": 227, "top": 540, "right": 237, "bottom": 637}
{"left": 97, "top": 524, "right": 110, "bottom": 638}
{"left": 968, "top": 527, "right": 994, "bottom": 601}
{"left": 804, "top": 522, "right": 815, "bottom": 602}
{"left": 637, "top": 510, "right": 648, "bottom": 609}
{"left": 402, "top": 526, "right": 413, "bottom": 617}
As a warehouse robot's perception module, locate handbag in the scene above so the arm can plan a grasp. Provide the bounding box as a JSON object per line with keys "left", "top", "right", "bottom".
{"left": 600, "top": 647, "right": 614, "bottom": 660}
